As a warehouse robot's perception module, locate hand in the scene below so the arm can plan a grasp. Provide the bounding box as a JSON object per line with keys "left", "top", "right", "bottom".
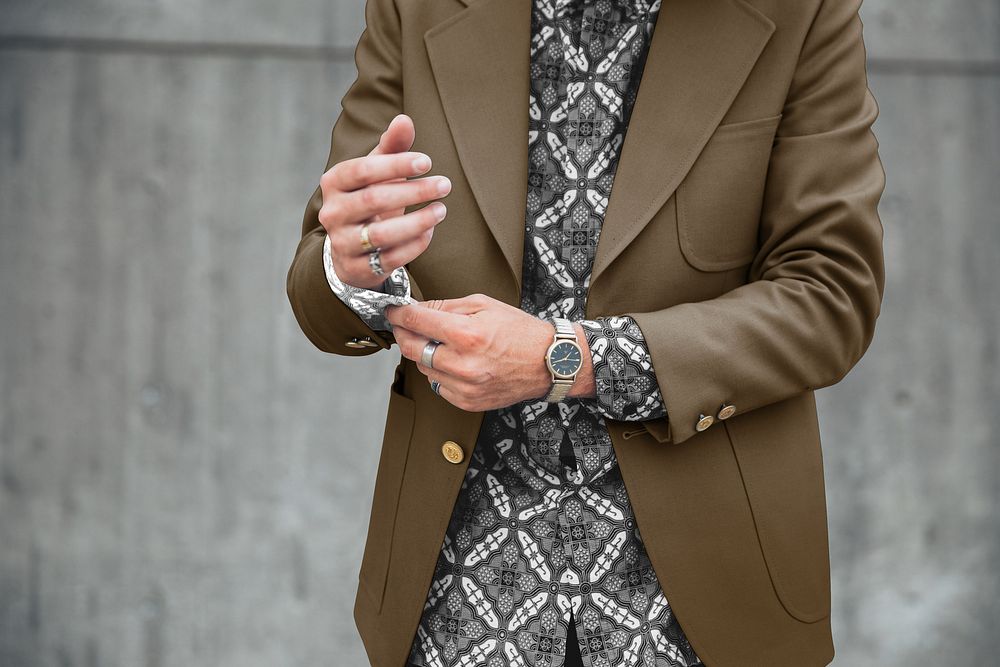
{"left": 385, "top": 294, "right": 595, "bottom": 411}
{"left": 318, "top": 114, "right": 450, "bottom": 290}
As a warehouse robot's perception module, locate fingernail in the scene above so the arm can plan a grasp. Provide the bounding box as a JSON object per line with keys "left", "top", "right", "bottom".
{"left": 431, "top": 202, "right": 447, "bottom": 220}
{"left": 412, "top": 155, "right": 431, "bottom": 172}
{"left": 436, "top": 177, "right": 452, "bottom": 195}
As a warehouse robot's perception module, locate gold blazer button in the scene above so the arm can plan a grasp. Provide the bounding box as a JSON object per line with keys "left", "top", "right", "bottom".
{"left": 695, "top": 413, "right": 715, "bottom": 432}
{"left": 441, "top": 440, "right": 464, "bottom": 464}
{"left": 717, "top": 403, "right": 736, "bottom": 420}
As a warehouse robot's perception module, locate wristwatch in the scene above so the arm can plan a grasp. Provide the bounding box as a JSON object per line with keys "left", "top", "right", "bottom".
{"left": 543, "top": 317, "right": 584, "bottom": 402}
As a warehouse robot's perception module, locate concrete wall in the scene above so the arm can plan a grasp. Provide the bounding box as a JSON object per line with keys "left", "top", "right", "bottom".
{"left": 1, "top": 1, "right": 997, "bottom": 665}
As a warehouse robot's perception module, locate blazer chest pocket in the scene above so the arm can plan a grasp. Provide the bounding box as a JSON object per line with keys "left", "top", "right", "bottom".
{"left": 675, "top": 113, "right": 782, "bottom": 271}
{"left": 357, "top": 370, "right": 416, "bottom": 613}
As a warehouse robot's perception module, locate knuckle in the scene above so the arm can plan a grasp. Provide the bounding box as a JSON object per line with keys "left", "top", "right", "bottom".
{"left": 329, "top": 228, "right": 349, "bottom": 253}
{"left": 322, "top": 200, "right": 344, "bottom": 225}
{"left": 354, "top": 158, "right": 370, "bottom": 182}
{"left": 463, "top": 327, "right": 485, "bottom": 347}
{"left": 359, "top": 186, "right": 378, "bottom": 209}
{"left": 451, "top": 328, "right": 470, "bottom": 347}
{"left": 453, "top": 359, "right": 474, "bottom": 380}
{"left": 401, "top": 308, "right": 421, "bottom": 330}
{"left": 327, "top": 232, "right": 343, "bottom": 253}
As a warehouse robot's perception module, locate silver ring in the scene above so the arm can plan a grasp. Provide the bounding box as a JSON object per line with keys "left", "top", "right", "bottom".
{"left": 430, "top": 380, "right": 442, "bottom": 396}
{"left": 421, "top": 340, "right": 441, "bottom": 369}
{"left": 368, "top": 248, "right": 385, "bottom": 276}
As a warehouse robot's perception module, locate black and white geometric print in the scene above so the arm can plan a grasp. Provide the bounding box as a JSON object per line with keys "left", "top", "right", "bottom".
{"left": 324, "top": 0, "right": 703, "bottom": 664}
{"left": 578, "top": 317, "right": 667, "bottom": 422}
{"left": 322, "top": 233, "right": 414, "bottom": 332}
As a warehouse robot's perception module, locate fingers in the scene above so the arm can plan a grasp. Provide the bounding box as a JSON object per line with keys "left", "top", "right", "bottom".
{"left": 387, "top": 303, "right": 477, "bottom": 347}
{"left": 321, "top": 171, "right": 451, "bottom": 229}
{"left": 331, "top": 201, "right": 444, "bottom": 255}
{"left": 328, "top": 203, "right": 446, "bottom": 276}
{"left": 369, "top": 114, "right": 415, "bottom": 157}
{"left": 392, "top": 325, "right": 447, "bottom": 371}
{"left": 324, "top": 151, "right": 433, "bottom": 194}
{"left": 391, "top": 325, "right": 483, "bottom": 387}
{"left": 346, "top": 175, "right": 450, "bottom": 222}
{"left": 333, "top": 228, "right": 430, "bottom": 285}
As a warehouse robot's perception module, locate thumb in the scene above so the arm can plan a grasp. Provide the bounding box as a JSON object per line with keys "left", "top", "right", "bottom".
{"left": 369, "top": 113, "right": 415, "bottom": 156}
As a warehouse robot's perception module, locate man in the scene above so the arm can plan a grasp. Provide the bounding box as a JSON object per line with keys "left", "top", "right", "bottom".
{"left": 286, "top": 0, "right": 886, "bottom": 664}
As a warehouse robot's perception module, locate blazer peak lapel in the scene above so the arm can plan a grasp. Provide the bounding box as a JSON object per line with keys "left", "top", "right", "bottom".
{"left": 425, "top": 0, "right": 532, "bottom": 299}
{"left": 590, "top": 0, "right": 776, "bottom": 288}
{"left": 424, "top": 0, "right": 775, "bottom": 300}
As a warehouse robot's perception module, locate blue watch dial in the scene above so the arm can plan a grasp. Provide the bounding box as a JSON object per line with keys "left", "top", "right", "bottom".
{"left": 549, "top": 341, "right": 582, "bottom": 377}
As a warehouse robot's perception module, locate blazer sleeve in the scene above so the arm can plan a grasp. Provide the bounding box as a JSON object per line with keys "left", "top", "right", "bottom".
{"left": 286, "top": 0, "right": 422, "bottom": 356}
{"left": 627, "top": 0, "right": 887, "bottom": 445}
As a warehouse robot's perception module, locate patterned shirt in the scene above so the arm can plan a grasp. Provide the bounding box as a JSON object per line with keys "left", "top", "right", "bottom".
{"left": 323, "top": 0, "right": 703, "bottom": 664}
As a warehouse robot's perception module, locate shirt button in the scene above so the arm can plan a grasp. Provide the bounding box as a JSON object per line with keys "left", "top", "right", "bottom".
{"left": 717, "top": 403, "right": 736, "bottom": 420}
{"left": 441, "top": 440, "right": 465, "bottom": 464}
{"left": 695, "top": 413, "right": 714, "bottom": 432}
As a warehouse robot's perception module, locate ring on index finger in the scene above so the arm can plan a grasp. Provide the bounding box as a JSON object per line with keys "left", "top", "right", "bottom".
{"left": 421, "top": 340, "right": 441, "bottom": 369}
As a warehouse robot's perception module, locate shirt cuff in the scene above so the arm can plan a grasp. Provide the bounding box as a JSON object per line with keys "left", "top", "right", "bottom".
{"left": 322, "top": 233, "right": 414, "bottom": 333}
{"left": 577, "top": 316, "right": 668, "bottom": 422}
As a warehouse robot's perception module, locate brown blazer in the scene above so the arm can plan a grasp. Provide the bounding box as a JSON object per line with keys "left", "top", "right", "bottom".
{"left": 286, "top": 0, "right": 886, "bottom": 664}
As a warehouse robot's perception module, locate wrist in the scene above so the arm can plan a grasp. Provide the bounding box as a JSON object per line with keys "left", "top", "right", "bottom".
{"left": 532, "top": 318, "right": 557, "bottom": 400}
{"left": 536, "top": 319, "right": 595, "bottom": 402}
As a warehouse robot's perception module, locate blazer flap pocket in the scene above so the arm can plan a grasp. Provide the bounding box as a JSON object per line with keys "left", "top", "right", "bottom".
{"left": 676, "top": 113, "right": 783, "bottom": 271}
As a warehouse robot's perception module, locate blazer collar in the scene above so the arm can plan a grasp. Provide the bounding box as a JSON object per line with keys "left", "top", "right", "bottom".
{"left": 425, "top": 0, "right": 776, "bottom": 298}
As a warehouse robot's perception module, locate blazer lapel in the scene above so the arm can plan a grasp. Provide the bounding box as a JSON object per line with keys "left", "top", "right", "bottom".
{"left": 424, "top": 0, "right": 775, "bottom": 297}
{"left": 591, "top": 0, "right": 776, "bottom": 287}
{"left": 425, "top": 0, "right": 533, "bottom": 298}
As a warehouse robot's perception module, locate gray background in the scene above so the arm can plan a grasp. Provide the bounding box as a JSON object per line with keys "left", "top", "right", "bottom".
{"left": 0, "top": 0, "right": 997, "bottom": 665}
